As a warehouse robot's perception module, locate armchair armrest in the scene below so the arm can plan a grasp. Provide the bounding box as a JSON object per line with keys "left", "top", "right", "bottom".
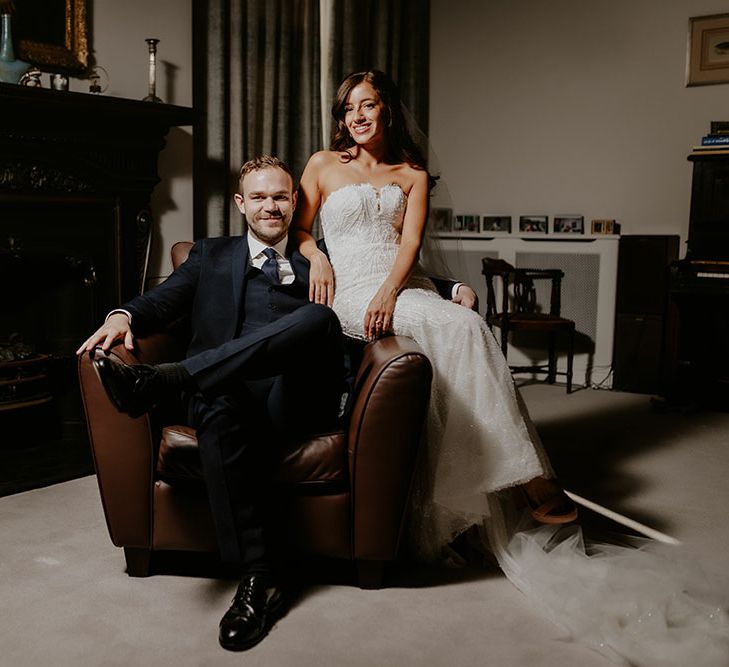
{"left": 78, "top": 348, "right": 155, "bottom": 549}
{"left": 346, "top": 336, "right": 432, "bottom": 561}
{"left": 77, "top": 331, "right": 184, "bottom": 550}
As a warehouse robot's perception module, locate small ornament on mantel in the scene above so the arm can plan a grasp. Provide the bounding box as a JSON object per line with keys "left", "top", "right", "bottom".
{"left": 88, "top": 65, "right": 109, "bottom": 94}
{"left": 142, "top": 38, "right": 163, "bottom": 103}
{"left": 18, "top": 66, "right": 42, "bottom": 87}
{"left": 50, "top": 72, "right": 69, "bottom": 91}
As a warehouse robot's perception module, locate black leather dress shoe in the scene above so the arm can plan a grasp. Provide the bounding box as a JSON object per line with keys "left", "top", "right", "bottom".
{"left": 219, "top": 574, "right": 287, "bottom": 651}
{"left": 92, "top": 354, "right": 160, "bottom": 418}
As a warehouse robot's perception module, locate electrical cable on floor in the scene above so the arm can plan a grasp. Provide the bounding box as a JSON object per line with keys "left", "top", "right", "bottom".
{"left": 564, "top": 489, "right": 681, "bottom": 545}
{"left": 590, "top": 365, "right": 614, "bottom": 390}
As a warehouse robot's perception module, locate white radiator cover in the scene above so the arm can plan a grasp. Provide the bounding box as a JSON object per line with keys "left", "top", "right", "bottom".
{"left": 435, "top": 236, "right": 619, "bottom": 388}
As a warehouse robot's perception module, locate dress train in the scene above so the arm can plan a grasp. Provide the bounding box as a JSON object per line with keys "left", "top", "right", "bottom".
{"left": 484, "top": 495, "right": 729, "bottom": 666}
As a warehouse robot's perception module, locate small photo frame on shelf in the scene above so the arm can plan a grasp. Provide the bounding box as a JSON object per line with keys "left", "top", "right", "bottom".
{"left": 481, "top": 215, "right": 512, "bottom": 234}
{"left": 553, "top": 215, "right": 584, "bottom": 234}
{"left": 519, "top": 215, "right": 548, "bottom": 234}
{"left": 591, "top": 219, "right": 619, "bottom": 235}
{"left": 454, "top": 214, "right": 480, "bottom": 233}
{"left": 429, "top": 207, "right": 453, "bottom": 232}
{"left": 687, "top": 13, "right": 729, "bottom": 86}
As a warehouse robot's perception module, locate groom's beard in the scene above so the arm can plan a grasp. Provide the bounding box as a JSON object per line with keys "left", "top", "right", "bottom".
{"left": 247, "top": 212, "right": 290, "bottom": 245}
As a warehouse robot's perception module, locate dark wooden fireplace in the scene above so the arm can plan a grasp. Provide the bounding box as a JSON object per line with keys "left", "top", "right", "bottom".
{"left": 0, "top": 82, "right": 196, "bottom": 494}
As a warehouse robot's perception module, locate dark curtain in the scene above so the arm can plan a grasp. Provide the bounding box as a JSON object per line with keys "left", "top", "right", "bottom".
{"left": 193, "top": 0, "right": 321, "bottom": 237}
{"left": 193, "top": 0, "right": 430, "bottom": 238}
{"left": 326, "top": 0, "right": 430, "bottom": 140}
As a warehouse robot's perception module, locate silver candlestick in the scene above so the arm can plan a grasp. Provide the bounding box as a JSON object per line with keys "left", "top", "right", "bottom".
{"left": 142, "top": 38, "right": 162, "bottom": 103}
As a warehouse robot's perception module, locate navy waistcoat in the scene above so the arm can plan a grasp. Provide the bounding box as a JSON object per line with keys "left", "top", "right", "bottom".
{"left": 239, "top": 267, "right": 309, "bottom": 334}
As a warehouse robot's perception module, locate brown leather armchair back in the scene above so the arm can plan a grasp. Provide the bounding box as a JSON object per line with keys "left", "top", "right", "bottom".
{"left": 79, "top": 241, "right": 432, "bottom": 588}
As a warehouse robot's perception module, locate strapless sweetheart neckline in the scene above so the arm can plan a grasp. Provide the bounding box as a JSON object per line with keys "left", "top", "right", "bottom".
{"left": 321, "top": 182, "right": 405, "bottom": 212}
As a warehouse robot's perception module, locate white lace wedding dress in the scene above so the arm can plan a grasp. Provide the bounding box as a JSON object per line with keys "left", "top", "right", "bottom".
{"left": 321, "top": 182, "right": 552, "bottom": 556}
{"left": 319, "top": 182, "right": 729, "bottom": 667}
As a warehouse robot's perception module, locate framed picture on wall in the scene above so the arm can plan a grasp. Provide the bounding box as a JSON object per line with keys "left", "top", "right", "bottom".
{"left": 553, "top": 215, "right": 584, "bottom": 234}
{"left": 519, "top": 215, "right": 548, "bottom": 234}
{"left": 687, "top": 13, "right": 729, "bottom": 86}
{"left": 481, "top": 215, "right": 512, "bottom": 234}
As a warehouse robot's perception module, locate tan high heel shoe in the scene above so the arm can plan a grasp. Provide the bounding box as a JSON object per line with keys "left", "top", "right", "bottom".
{"left": 514, "top": 485, "right": 578, "bottom": 525}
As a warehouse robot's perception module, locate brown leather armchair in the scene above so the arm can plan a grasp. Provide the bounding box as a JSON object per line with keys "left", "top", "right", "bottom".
{"left": 78, "top": 242, "right": 432, "bottom": 589}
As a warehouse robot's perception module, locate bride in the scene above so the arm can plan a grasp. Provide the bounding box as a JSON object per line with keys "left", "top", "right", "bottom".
{"left": 293, "top": 69, "right": 576, "bottom": 557}
{"left": 292, "top": 70, "right": 729, "bottom": 666}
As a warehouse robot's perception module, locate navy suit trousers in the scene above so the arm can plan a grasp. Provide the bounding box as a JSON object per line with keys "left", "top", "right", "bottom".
{"left": 184, "top": 303, "right": 345, "bottom": 566}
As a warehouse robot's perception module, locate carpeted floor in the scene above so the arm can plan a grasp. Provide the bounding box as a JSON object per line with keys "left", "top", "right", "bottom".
{"left": 1, "top": 384, "right": 727, "bottom": 666}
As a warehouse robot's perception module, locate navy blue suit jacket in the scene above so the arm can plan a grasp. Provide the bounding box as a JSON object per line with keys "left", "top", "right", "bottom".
{"left": 123, "top": 236, "right": 309, "bottom": 355}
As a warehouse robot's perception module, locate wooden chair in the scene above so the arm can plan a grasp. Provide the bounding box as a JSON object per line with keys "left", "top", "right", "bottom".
{"left": 481, "top": 258, "right": 575, "bottom": 393}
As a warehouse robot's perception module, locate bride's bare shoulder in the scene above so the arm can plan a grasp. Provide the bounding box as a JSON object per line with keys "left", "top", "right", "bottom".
{"left": 396, "top": 163, "right": 429, "bottom": 194}
{"left": 305, "top": 150, "right": 347, "bottom": 170}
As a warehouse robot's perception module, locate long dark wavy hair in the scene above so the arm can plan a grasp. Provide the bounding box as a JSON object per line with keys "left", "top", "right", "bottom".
{"left": 330, "top": 70, "right": 436, "bottom": 188}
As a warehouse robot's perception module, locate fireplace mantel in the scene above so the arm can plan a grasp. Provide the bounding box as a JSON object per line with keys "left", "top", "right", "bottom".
{"left": 0, "top": 82, "right": 197, "bottom": 302}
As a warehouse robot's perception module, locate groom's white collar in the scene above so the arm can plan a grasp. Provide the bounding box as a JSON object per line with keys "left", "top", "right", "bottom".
{"left": 247, "top": 231, "right": 289, "bottom": 260}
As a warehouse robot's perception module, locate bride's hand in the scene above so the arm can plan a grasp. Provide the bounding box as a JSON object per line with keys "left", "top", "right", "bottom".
{"left": 309, "top": 252, "right": 335, "bottom": 307}
{"left": 364, "top": 283, "right": 398, "bottom": 341}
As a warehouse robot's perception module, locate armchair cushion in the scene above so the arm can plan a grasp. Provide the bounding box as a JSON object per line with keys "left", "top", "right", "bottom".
{"left": 157, "top": 425, "right": 348, "bottom": 493}
{"left": 157, "top": 426, "right": 204, "bottom": 486}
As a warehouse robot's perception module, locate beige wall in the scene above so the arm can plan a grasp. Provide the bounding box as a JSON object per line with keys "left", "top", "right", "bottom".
{"left": 66, "top": 2, "right": 729, "bottom": 278}
{"left": 70, "top": 0, "right": 193, "bottom": 280}
{"left": 430, "top": 0, "right": 728, "bottom": 249}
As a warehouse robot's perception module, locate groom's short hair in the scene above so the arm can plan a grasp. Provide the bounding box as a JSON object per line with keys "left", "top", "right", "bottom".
{"left": 238, "top": 155, "right": 293, "bottom": 193}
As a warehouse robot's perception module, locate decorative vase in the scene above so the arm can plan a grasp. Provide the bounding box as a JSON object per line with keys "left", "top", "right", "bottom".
{"left": 0, "top": 13, "right": 30, "bottom": 84}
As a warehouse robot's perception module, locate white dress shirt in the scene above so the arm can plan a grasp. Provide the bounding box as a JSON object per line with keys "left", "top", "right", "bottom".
{"left": 247, "top": 232, "right": 295, "bottom": 285}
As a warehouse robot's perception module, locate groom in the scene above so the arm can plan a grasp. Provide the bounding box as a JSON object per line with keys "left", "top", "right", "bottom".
{"left": 78, "top": 155, "right": 478, "bottom": 651}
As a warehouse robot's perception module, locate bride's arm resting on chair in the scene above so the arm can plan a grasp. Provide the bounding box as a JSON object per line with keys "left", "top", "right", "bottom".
{"left": 293, "top": 152, "right": 335, "bottom": 307}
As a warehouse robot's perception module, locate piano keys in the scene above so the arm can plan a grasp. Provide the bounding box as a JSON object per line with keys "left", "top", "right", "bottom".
{"left": 671, "top": 260, "right": 729, "bottom": 292}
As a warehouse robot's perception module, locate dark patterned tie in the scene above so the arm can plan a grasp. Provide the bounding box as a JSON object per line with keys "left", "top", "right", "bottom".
{"left": 261, "top": 247, "right": 280, "bottom": 284}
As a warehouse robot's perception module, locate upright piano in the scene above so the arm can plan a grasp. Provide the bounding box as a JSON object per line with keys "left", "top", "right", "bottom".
{"left": 668, "top": 150, "right": 729, "bottom": 408}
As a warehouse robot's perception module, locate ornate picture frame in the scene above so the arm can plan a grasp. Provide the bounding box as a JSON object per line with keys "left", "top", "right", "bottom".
{"left": 687, "top": 13, "right": 729, "bottom": 87}
{"left": 14, "top": 0, "right": 89, "bottom": 73}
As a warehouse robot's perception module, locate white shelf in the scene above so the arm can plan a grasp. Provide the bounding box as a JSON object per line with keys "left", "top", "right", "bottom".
{"left": 433, "top": 232, "right": 621, "bottom": 241}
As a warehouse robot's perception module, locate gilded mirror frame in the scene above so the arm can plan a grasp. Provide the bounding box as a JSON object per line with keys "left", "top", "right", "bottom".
{"left": 15, "top": 0, "right": 89, "bottom": 73}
